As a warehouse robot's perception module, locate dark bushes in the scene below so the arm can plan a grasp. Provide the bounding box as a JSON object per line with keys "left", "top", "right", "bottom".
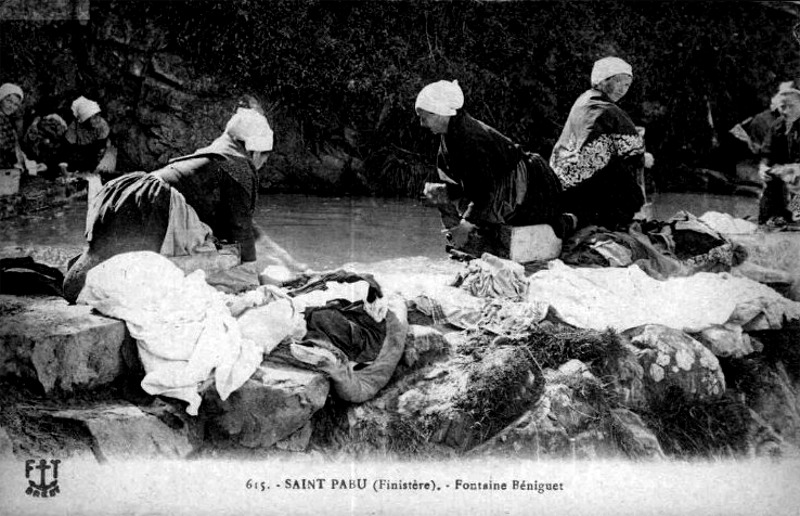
{"left": 2, "top": 1, "right": 798, "bottom": 195}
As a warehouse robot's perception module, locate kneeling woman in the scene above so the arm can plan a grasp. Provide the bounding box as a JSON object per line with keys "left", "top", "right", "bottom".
{"left": 550, "top": 56, "right": 646, "bottom": 233}
{"left": 415, "top": 80, "right": 563, "bottom": 258}
{"left": 63, "top": 107, "right": 273, "bottom": 303}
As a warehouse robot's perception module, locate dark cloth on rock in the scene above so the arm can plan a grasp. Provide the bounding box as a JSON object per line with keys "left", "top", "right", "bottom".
{"left": 560, "top": 212, "right": 742, "bottom": 280}
{"left": 268, "top": 299, "right": 408, "bottom": 403}
{"left": 433, "top": 110, "right": 562, "bottom": 230}
{"left": 303, "top": 299, "right": 387, "bottom": 363}
{"left": 0, "top": 257, "right": 64, "bottom": 296}
{"left": 550, "top": 89, "right": 645, "bottom": 231}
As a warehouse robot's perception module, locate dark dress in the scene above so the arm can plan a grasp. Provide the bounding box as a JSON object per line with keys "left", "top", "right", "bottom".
{"left": 433, "top": 110, "right": 562, "bottom": 238}
{"left": 65, "top": 115, "right": 111, "bottom": 172}
{"left": 156, "top": 154, "right": 259, "bottom": 262}
{"left": 758, "top": 116, "right": 800, "bottom": 223}
{"left": 0, "top": 112, "right": 19, "bottom": 169}
{"left": 63, "top": 145, "right": 260, "bottom": 303}
{"left": 550, "top": 89, "right": 645, "bottom": 231}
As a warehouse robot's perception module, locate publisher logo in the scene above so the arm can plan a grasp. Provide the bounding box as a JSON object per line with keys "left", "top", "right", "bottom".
{"left": 24, "top": 459, "right": 61, "bottom": 498}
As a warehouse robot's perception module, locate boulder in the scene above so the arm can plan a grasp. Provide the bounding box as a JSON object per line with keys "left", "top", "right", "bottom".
{"left": 395, "top": 342, "right": 540, "bottom": 450}
{"left": 319, "top": 336, "right": 541, "bottom": 456}
{"left": 695, "top": 325, "right": 758, "bottom": 359}
{"left": 747, "top": 360, "right": 800, "bottom": 447}
{"left": 747, "top": 407, "right": 789, "bottom": 458}
{"left": 544, "top": 361, "right": 601, "bottom": 431}
{"left": 398, "top": 324, "right": 449, "bottom": 371}
{"left": 613, "top": 344, "right": 648, "bottom": 409}
{"left": 0, "top": 425, "right": 14, "bottom": 462}
{"left": 202, "top": 362, "right": 329, "bottom": 449}
{"left": 50, "top": 403, "right": 194, "bottom": 462}
{"left": 275, "top": 422, "right": 314, "bottom": 452}
{"left": 0, "top": 295, "right": 130, "bottom": 393}
{"left": 624, "top": 324, "right": 726, "bottom": 403}
{"left": 471, "top": 361, "right": 664, "bottom": 460}
{"left": 468, "top": 399, "right": 568, "bottom": 459}
{"left": 606, "top": 408, "right": 665, "bottom": 459}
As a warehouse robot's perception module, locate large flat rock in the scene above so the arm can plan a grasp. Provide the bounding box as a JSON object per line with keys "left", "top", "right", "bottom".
{"left": 203, "top": 361, "right": 329, "bottom": 449}
{"left": 51, "top": 403, "right": 194, "bottom": 462}
{"left": 0, "top": 295, "right": 130, "bottom": 393}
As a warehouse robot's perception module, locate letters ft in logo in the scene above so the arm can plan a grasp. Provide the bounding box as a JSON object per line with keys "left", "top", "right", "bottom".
{"left": 24, "top": 459, "right": 61, "bottom": 498}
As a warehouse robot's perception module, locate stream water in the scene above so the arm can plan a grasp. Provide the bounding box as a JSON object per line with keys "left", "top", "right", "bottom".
{"left": 0, "top": 192, "right": 759, "bottom": 271}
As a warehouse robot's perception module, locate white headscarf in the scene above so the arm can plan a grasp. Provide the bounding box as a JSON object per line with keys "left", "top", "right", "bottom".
{"left": 590, "top": 57, "right": 633, "bottom": 87}
{"left": 225, "top": 107, "right": 273, "bottom": 152}
{"left": 415, "top": 80, "right": 464, "bottom": 116}
{"left": 772, "top": 81, "right": 797, "bottom": 111}
{"left": 779, "top": 88, "right": 800, "bottom": 101}
{"left": 71, "top": 96, "right": 102, "bottom": 123}
{"left": 0, "top": 83, "right": 24, "bottom": 102}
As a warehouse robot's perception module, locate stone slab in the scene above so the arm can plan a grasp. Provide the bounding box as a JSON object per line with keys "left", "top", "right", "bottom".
{"left": 51, "top": 403, "right": 193, "bottom": 462}
{"left": 0, "top": 295, "right": 130, "bottom": 393}
{"left": 204, "top": 361, "right": 329, "bottom": 449}
{"left": 499, "top": 224, "right": 562, "bottom": 263}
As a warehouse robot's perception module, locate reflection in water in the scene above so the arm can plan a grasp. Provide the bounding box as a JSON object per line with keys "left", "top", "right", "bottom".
{"left": 0, "top": 192, "right": 761, "bottom": 270}
{"left": 253, "top": 195, "right": 447, "bottom": 270}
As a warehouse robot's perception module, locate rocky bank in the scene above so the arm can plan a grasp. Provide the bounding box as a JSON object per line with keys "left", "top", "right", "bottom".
{"left": 1, "top": 245, "right": 799, "bottom": 465}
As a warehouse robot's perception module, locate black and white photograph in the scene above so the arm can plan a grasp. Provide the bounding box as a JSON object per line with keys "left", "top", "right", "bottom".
{"left": 0, "top": 1, "right": 799, "bottom": 514}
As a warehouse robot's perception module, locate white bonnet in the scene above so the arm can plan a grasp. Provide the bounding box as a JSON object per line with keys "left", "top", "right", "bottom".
{"left": 71, "top": 96, "right": 102, "bottom": 123}
{"left": 591, "top": 57, "right": 633, "bottom": 86}
{"left": 225, "top": 107, "right": 274, "bottom": 152}
{"left": 415, "top": 80, "right": 464, "bottom": 116}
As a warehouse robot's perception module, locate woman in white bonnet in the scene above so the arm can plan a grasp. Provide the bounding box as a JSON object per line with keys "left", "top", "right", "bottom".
{"left": 550, "top": 56, "right": 646, "bottom": 234}
{"left": 415, "top": 79, "right": 563, "bottom": 257}
{"left": 63, "top": 107, "right": 277, "bottom": 303}
{"left": 152, "top": 106, "right": 273, "bottom": 262}
{"left": 758, "top": 87, "right": 800, "bottom": 225}
{"left": 0, "top": 83, "right": 24, "bottom": 169}
{"left": 65, "top": 95, "right": 117, "bottom": 177}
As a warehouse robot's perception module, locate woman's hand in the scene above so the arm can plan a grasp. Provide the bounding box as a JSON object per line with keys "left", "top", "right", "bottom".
{"left": 423, "top": 182, "right": 449, "bottom": 205}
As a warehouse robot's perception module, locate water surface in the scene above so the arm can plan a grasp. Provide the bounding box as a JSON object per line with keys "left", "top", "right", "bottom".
{"left": 0, "top": 192, "right": 760, "bottom": 270}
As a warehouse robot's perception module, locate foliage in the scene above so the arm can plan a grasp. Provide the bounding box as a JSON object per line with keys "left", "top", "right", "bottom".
{"left": 642, "top": 387, "right": 751, "bottom": 457}
{"left": 520, "top": 322, "right": 628, "bottom": 379}
{"left": 2, "top": 1, "right": 798, "bottom": 195}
